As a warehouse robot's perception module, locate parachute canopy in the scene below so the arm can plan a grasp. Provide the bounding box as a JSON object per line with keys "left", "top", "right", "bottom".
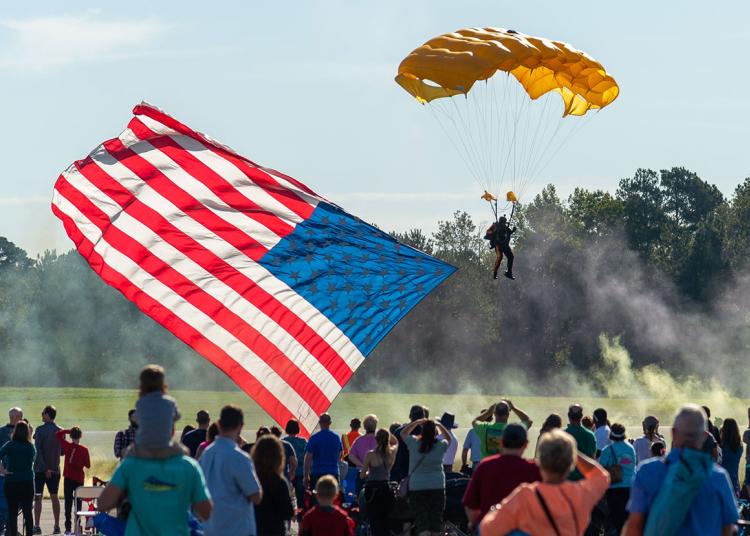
{"left": 396, "top": 27, "right": 619, "bottom": 211}
{"left": 395, "top": 27, "right": 619, "bottom": 116}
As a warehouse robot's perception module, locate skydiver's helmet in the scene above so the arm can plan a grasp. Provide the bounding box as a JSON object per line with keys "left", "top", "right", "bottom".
{"left": 498, "top": 216, "right": 508, "bottom": 224}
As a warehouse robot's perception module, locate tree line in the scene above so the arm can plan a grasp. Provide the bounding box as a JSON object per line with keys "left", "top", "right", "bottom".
{"left": 1, "top": 167, "right": 749, "bottom": 393}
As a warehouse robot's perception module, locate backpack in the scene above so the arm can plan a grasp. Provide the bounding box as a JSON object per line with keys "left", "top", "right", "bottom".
{"left": 643, "top": 449, "right": 713, "bottom": 536}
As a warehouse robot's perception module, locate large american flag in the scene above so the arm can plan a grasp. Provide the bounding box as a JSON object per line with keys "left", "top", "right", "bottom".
{"left": 52, "top": 103, "right": 454, "bottom": 435}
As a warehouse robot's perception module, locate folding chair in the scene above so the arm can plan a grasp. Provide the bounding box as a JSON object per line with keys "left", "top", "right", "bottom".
{"left": 72, "top": 486, "right": 104, "bottom": 535}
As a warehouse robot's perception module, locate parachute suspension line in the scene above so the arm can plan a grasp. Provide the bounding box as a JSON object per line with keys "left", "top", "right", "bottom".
{"left": 449, "top": 93, "right": 490, "bottom": 190}
{"left": 529, "top": 111, "right": 595, "bottom": 184}
{"left": 429, "top": 104, "right": 485, "bottom": 189}
{"left": 517, "top": 90, "right": 552, "bottom": 198}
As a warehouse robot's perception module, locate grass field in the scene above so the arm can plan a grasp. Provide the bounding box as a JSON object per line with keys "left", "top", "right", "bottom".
{"left": 3, "top": 386, "right": 747, "bottom": 481}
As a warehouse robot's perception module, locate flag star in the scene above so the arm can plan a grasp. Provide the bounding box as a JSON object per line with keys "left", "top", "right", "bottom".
{"left": 344, "top": 267, "right": 353, "bottom": 277}
{"left": 379, "top": 269, "right": 388, "bottom": 276}
{"left": 327, "top": 266, "right": 336, "bottom": 276}
{"left": 361, "top": 253, "right": 370, "bottom": 262}
{"left": 347, "top": 300, "right": 358, "bottom": 311}
{"left": 346, "top": 317, "right": 357, "bottom": 326}
{"left": 321, "top": 216, "right": 330, "bottom": 225}
{"left": 436, "top": 268, "right": 445, "bottom": 275}
{"left": 290, "top": 271, "right": 301, "bottom": 282}
{"left": 338, "top": 217, "right": 347, "bottom": 226}
{"left": 364, "top": 299, "right": 373, "bottom": 309}
{"left": 343, "top": 254, "right": 353, "bottom": 263}
{"left": 362, "top": 317, "right": 372, "bottom": 326}
{"left": 398, "top": 299, "right": 408, "bottom": 309}
{"left": 309, "top": 283, "right": 319, "bottom": 293}
{"left": 324, "top": 253, "right": 334, "bottom": 263}
{"left": 379, "top": 317, "right": 391, "bottom": 327}
{"left": 378, "top": 254, "right": 386, "bottom": 262}
{"left": 381, "top": 299, "right": 391, "bottom": 309}
{"left": 417, "top": 269, "right": 426, "bottom": 276}
{"left": 305, "top": 253, "right": 314, "bottom": 263}
{"left": 326, "top": 282, "right": 337, "bottom": 293}
{"left": 375, "top": 242, "right": 385, "bottom": 251}
{"left": 363, "top": 283, "right": 372, "bottom": 293}
{"left": 364, "top": 334, "right": 374, "bottom": 345}
{"left": 398, "top": 269, "right": 406, "bottom": 277}
{"left": 362, "top": 268, "right": 370, "bottom": 277}
{"left": 398, "top": 284, "right": 406, "bottom": 292}
{"left": 344, "top": 282, "right": 354, "bottom": 292}
{"left": 329, "top": 300, "right": 339, "bottom": 311}
{"left": 416, "top": 283, "right": 424, "bottom": 292}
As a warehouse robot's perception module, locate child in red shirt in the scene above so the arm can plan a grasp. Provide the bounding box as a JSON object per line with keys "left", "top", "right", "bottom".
{"left": 301, "top": 475, "right": 353, "bottom": 536}
{"left": 56, "top": 427, "right": 91, "bottom": 534}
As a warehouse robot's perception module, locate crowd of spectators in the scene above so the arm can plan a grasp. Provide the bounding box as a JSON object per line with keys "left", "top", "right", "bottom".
{"left": 0, "top": 365, "right": 745, "bottom": 536}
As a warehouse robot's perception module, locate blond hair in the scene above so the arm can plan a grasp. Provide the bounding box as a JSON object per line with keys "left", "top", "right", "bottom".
{"left": 537, "top": 429, "right": 577, "bottom": 478}
{"left": 315, "top": 475, "right": 338, "bottom": 500}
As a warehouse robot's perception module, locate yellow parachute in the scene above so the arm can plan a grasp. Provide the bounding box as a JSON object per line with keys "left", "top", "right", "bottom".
{"left": 396, "top": 27, "right": 619, "bottom": 214}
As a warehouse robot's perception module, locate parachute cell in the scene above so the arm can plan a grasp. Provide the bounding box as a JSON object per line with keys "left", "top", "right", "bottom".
{"left": 396, "top": 27, "right": 619, "bottom": 116}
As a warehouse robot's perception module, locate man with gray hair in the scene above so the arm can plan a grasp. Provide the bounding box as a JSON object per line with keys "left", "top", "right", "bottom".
{"left": 0, "top": 407, "right": 23, "bottom": 534}
{"left": 624, "top": 404, "right": 737, "bottom": 536}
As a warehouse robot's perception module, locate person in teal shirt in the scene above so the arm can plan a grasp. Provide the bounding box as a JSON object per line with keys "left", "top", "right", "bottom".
{"left": 598, "top": 423, "right": 636, "bottom": 533}
{"left": 0, "top": 421, "right": 36, "bottom": 536}
{"left": 564, "top": 404, "right": 596, "bottom": 481}
{"left": 98, "top": 447, "right": 213, "bottom": 536}
{"left": 471, "top": 400, "right": 533, "bottom": 459}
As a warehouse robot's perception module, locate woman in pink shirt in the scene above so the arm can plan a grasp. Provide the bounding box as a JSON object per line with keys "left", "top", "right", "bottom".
{"left": 480, "top": 429, "right": 610, "bottom": 536}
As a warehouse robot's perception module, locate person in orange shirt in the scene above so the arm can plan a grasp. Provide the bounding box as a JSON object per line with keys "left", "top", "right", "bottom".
{"left": 480, "top": 429, "right": 609, "bottom": 536}
{"left": 341, "top": 418, "right": 362, "bottom": 463}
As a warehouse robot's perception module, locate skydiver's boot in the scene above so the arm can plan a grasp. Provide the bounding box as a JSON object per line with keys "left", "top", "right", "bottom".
{"left": 504, "top": 271, "right": 515, "bottom": 280}
{"left": 493, "top": 270, "right": 498, "bottom": 280}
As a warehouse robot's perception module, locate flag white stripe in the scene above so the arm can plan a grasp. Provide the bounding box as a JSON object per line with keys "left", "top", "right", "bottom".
{"left": 60, "top": 165, "right": 343, "bottom": 400}
{"left": 52, "top": 190, "right": 319, "bottom": 426}
{"left": 130, "top": 138, "right": 283, "bottom": 250}
{"left": 80, "top": 153, "right": 365, "bottom": 371}
{"left": 135, "top": 113, "right": 322, "bottom": 208}
{"left": 169, "top": 134, "right": 312, "bottom": 225}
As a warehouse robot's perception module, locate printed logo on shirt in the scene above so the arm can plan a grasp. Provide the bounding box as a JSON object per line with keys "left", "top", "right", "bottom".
{"left": 143, "top": 476, "right": 177, "bottom": 492}
{"left": 485, "top": 428, "right": 504, "bottom": 455}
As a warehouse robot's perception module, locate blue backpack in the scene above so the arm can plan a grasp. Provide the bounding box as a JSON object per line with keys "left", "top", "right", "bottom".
{"left": 643, "top": 449, "right": 713, "bottom": 536}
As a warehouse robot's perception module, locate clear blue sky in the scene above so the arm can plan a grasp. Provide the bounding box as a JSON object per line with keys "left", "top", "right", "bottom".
{"left": 2, "top": 1, "right": 748, "bottom": 256}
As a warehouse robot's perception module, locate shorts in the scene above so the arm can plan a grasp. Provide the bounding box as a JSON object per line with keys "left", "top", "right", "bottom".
{"left": 34, "top": 472, "right": 60, "bottom": 496}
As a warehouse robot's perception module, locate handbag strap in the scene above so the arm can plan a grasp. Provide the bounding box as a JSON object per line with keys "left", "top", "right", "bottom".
{"left": 408, "top": 451, "right": 427, "bottom": 477}
{"left": 535, "top": 488, "right": 561, "bottom": 536}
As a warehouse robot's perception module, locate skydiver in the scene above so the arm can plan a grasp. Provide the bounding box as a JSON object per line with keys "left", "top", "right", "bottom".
{"left": 484, "top": 216, "right": 516, "bottom": 280}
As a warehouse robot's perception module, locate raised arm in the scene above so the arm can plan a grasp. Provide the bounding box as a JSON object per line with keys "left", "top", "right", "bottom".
{"left": 507, "top": 400, "right": 532, "bottom": 428}
{"left": 400, "top": 418, "right": 425, "bottom": 441}
{"left": 472, "top": 405, "right": 495, "bottom": 426}
{"left": 435, "top": 422, "right": 453, "bottom": 446}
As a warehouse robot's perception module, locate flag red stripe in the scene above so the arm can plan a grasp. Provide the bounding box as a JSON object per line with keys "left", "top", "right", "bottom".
{"left": 127, "top": 119, "right": 295, "bottom": 237}
{"left": 73, "top": 158, "right": 355, "bottom": 386}
{"left": 50, "top": 202, "right": 309, "bottom": 436}
{"left": 131, "top": 104, "right": 315, "bottom": 220}
{"left": 102, "top": 138, "right": 269, "bottom": 261}
{"left": 54, "top": 178, "right": 332, "bottom": 414}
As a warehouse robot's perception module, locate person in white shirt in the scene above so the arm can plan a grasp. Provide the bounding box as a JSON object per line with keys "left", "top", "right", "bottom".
{"left": 438, "top": 413, "right": 459, "bottom": 472}
{"left": 632, "top": 415, "right": 665, "bottom": 465}
{"left": 461, "top": 426, "right": 482, "bottom": 475}
{"left": 593, "top": 408, "right": 611, "bottom": 456}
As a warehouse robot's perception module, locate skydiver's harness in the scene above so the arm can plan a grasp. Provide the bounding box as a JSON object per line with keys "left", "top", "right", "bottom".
{"left": 483, "top": 194, "right": 516, "bottom": 249}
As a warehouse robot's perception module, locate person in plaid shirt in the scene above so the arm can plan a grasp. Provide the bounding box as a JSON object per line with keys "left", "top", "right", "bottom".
{"left": 113, "top": 410, "right": 137, "bottom": 459}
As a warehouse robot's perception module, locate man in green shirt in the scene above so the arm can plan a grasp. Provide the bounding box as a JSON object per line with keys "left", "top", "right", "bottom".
{"left": 564, "top": 404, "right": 597, "bottom": 481}
{"left": 471, "top": 400, "right": 533, "bottom": 459}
